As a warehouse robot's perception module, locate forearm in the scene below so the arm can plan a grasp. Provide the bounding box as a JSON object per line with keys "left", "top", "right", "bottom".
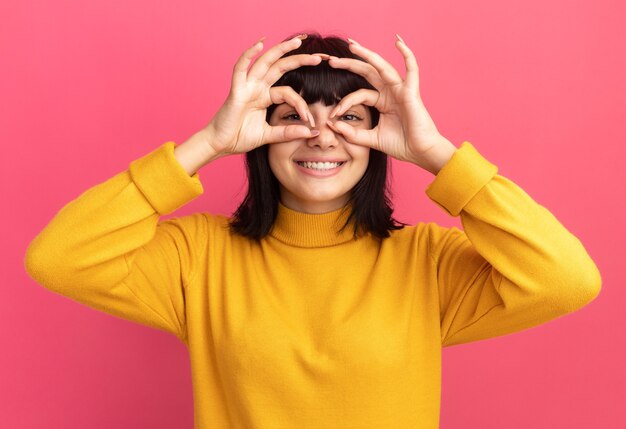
{"left": 426, "top": 142, "right": 601, "bottom": 346}
{"left": 24, "top": 142, "right": 204, "bottom": 291}
{"left": 24, "top": 142, "right": 204, "bottom": 340}
{"left": 418, "top": 136, "right": 458, "bottom": 176}
{"left": 174, "top": 129, "right": 225, "bottom": 176}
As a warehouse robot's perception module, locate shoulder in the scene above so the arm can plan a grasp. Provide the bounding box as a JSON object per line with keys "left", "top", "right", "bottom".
{"left": 386, "top": 220, "right": 445, "bottom": 239}
{"left": 385, "top": 221, "right": 464, "bottom": 257}
{"left": 158, "top": 211, "right": 234, "bottom": 242}
{"left": 383, "top": 221, "right": 430, "bottom": 248}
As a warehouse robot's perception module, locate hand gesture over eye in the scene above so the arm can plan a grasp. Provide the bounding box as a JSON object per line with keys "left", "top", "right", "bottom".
{"left": 324, "top": 36, "right": 456, "bottom": 174}
{"left": 202, "top": 35, "right": 323, "bottom": 158}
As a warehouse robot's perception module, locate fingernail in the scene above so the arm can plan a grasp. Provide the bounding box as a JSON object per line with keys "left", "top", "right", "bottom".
{"left": 255, "top": 36, "right": 266, "bottom": 45}
{"left": 307, "top": 111, "right": 316, "bottom": 127}
{"left": 312, "top": 53, "right": 330, "bottom": 60}
{"left": 296, "top": 33, "right": 308, "bottom": 40}
{"left": 395, "top": 34, "right": 405, "bottom": 44}
{"left": 310, "top": 130, "right": 320, "bottom": 136}
{"left": 329, "top": 55, "right": 339, "bottom": 61}
{"left": 347, "top": 37, "right": 360, "bottom": 46}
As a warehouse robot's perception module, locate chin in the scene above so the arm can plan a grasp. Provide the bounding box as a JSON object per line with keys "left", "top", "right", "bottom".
{"left": 281, "top": 188, "right": 351, "bottom": 212}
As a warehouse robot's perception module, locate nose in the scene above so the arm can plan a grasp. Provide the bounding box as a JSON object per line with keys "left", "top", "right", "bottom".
{"left": 307, "top": 119, "right": 339, "bottom": 150}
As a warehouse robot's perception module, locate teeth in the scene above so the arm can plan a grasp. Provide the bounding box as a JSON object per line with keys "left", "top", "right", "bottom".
{"left": 297, "top": 161, "right": 344, "bottom": 170}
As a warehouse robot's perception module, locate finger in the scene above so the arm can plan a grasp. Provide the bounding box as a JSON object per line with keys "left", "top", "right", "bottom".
{"left": 263, "top": 124, "right": 319, "bottom": 144}
{"left": 326, "top": 120, "right": 378, "bottom": 150}
{"left": 232, "top": 37, "right": 266, "bottom": 88}
{"left": 395, "top": 34, "right": 419, "bottom": 90}
{"left": 269, "top": 86, "right": 316, "bottom": 127}
{"left": 328, "top": 88, "right": 380, "bottom": 118}
{"left": 345, "top": 39, "right": 403, "bottom": 85}
{"left": 264, "top": 54, "right": 322, "bottom": 87}
{"left": 312, "top": 53, "right": 331, "bottom": 60}
{"left": 248, "top": 34, "right": 308, "bottom": 81}
{"left": 326, "top": 57, "right": 385, "bottom": 91}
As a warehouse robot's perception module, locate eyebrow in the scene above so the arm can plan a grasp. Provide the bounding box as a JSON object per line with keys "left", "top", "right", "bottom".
{"left": 285, "top": 103, "right": 367, "bottom": 109}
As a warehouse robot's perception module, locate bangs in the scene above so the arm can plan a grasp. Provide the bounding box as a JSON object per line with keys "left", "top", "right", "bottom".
{"left": 266, "top": 33, "right": 378, "bottom": 122}
{"left": 273, "top": 61, "right": 375, "bottom": 106}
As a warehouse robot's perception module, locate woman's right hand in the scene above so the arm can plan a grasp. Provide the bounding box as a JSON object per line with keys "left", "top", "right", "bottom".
{"left": 201, "top": 34, "right": 323, "bottom": 159}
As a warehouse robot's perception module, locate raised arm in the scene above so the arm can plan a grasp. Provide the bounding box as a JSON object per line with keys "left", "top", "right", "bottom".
{"left": 425, "top": 141, "right": 601, "bottom": 347}
{"left": 322, "top": 35, "right": 601, "bottom": 346}
{"left": 24, "top": 140, "right": 207, "bottom": 343}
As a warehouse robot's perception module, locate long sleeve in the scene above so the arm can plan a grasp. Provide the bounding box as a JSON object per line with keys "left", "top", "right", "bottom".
{"left": 425, "top": 141, "right": 601, "bottom": 347}
{"left": 24, "top": 141, "right": 205, "bottom": 344}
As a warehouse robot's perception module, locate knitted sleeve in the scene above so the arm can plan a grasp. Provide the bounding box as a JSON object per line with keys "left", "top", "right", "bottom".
{"left": 24, "top": 142, "right": 205, "bottom": 344}
{"left": 425, "top": 142, "right": 601, "bottom": 347}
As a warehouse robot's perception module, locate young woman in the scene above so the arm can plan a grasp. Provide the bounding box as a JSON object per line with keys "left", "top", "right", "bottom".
{"left": 25, "top": 32, "right": 601, "bottom": 428}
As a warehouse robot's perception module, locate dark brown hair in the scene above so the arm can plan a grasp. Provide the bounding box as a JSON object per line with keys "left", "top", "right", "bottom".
{"left": 229, "top": 32, "right": 405, "bottom": 240}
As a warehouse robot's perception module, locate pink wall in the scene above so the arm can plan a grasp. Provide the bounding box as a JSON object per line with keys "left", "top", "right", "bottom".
{"left": 3, "top": 0, "right": 624, "bottom": 427}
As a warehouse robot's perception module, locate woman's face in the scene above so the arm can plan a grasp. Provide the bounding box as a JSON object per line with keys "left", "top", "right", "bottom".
{"left": 267, "top": 101, "right": 372, "bottom": 214}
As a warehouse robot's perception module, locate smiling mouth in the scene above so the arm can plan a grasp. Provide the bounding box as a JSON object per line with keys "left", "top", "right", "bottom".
{"left": 295, "top": 161, "right": 346, "bottom": 171}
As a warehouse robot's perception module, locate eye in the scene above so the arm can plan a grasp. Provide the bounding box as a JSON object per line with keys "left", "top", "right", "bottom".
{"left": 281, "top": 113, "right": 302, "bottom": 121}
{"left": 340, "top": 113, "right": 362, "bottom": 121}
{"left": 280, "top": 112, "right": 363, "bottom": 122}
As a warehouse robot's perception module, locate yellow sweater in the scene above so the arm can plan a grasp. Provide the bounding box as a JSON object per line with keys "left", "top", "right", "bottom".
{"left": 24, "top": 140, "right": 601, "bottom": 429}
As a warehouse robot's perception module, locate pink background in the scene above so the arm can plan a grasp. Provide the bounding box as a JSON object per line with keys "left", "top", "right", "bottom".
{"left": 3, "top": 0, "right": 624, "bottom": 427}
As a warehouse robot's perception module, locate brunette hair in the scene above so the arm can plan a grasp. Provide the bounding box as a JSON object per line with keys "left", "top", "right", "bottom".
{"left": 229, "top": 32, "right": 405, "bottom": 240}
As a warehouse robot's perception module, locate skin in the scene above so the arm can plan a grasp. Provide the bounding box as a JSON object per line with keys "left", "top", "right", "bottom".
{"left": 267, "top": 101, "right": 372, "bottom": 213}
{"left": 322, "top": 36, "right": 457, "bottom": 176}
{"left": 175, "top": 33, "right": 458, "bottom": 212}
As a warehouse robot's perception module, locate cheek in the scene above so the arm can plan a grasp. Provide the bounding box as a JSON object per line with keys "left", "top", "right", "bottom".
{"left": 349, "top": 146, "right": 371, "bottom": 168}
{"left": 344, "top": 147, "right": 370, "bottom": 186}
{"left": 267, "top": 144, "right": 293, "bottom": 177}
{"left": 267, "top": 148, "right": 281, "bottom": 176}
{"left": 355, "top": 149, "right": 371, "bottom": 181}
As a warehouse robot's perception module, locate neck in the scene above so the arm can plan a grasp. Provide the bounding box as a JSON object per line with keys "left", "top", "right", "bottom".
{"left": 278, "top": 194, "right": 350, "bottom": 214}
{"left": 269, "top": 202, "right": 362, "bottom": 248}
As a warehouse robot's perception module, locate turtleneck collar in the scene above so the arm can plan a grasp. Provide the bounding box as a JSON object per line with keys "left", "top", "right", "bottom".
{"left": 269, "top": 202, "right": 361, "bottom": 248}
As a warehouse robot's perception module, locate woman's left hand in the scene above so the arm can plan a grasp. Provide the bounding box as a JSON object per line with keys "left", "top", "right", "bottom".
{"left": 325, "top": 35, "right": 457, "bottom": 175}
